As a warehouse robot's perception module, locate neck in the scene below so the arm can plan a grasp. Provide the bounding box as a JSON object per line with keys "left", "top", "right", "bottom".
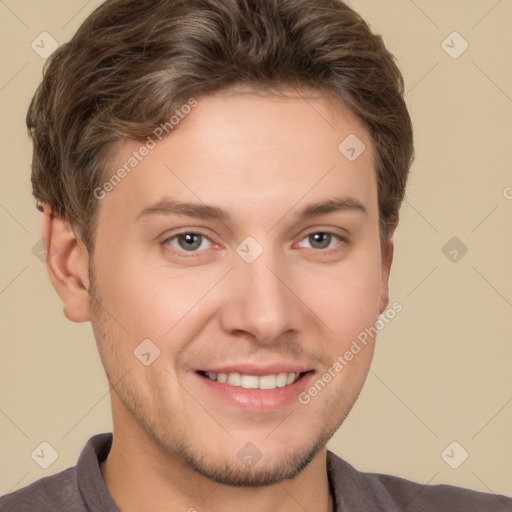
{"left": 100, "top": 399, "right": 333, "bottom": 512}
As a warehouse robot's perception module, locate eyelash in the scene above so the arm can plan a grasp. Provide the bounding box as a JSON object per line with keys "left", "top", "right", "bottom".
{"left": 161, "top": 230, "right": 349, "bottom": 257}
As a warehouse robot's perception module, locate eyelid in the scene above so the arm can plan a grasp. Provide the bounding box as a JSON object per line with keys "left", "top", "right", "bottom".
{"left": 295, "top": 230, "right": 349, "bottom": 252}
{"left": 161, "top": 229, "right": 217, "bottom": 254}
{"left": 160, "top": 227, "right": 350, "bottom": 256}
{"left": 294, "top": 223, "right": 351, "bottom": 242}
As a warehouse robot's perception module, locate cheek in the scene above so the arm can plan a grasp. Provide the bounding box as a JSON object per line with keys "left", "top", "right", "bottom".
{"left": 298, "top": 253, "right": 383, "bottom": 342}
{"left": 98, "top": 253, "right": 219, "bottom": 340}
{"left": 96, "top": 232, "right": 383, "bottom": 347}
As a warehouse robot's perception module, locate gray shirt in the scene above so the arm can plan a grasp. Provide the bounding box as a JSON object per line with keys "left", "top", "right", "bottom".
{"left": 0, "top": 433, "right": 510, "bottom": 511}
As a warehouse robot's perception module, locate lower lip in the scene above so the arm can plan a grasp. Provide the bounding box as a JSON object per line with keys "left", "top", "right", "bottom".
{"left": 195, "top": 372, "right": 315, "bottom": 413}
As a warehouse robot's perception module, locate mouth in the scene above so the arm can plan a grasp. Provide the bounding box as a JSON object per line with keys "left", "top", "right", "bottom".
{"left": 194, "top": 368, "right": 315, "bottom": 412}
{"left": 197, "top": 370, "right": 309, "bottom": 390}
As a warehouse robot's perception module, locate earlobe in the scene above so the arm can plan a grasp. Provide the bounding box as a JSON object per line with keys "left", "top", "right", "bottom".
{"left": 379, "top": 235, "right": 394, "bottom": 314}
{"left": 41, "top": 203, "right": 91, "bottom": 323}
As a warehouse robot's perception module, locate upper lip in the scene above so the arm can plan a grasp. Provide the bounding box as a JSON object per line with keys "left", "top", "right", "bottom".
{"left": 196, "top": 363, "right": 314, "bottom": 376}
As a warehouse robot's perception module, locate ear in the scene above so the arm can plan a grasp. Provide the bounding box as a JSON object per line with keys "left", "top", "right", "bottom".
{"left": 41, "top": 204, "right": 91, "bottom": 322}
{"left": 379, "top": 234, "right": 394, "bottom": 314}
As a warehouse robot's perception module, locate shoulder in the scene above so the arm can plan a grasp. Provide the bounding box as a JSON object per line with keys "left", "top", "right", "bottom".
{"left": 371, "top": 472, "right": 512, "bottom": 511}
{"left": 0, "top": 433, "right": 113, "bottom": 512}
{"left": 326, "top": 450, "right": 512, "bottom": 511}
{"left": 0, "top": 467, "right": 86, "bottom": 512}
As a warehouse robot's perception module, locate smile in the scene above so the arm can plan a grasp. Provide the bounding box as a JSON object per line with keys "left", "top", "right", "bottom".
{"left": 198, "top": 371, "right": 302, "bottom": 390}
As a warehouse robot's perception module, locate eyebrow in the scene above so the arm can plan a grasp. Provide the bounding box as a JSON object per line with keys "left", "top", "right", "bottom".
{"left": 135, "top": 196, "right": 367, "bottom": 223}
{"left": 136, "top": 199, "right": 231, "bottom": 222}
{"left": 298, "top": 196, "right": 367, "bottom": 218}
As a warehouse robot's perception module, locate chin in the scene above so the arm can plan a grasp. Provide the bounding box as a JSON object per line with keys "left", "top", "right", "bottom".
{"left": 176, "top": 436, "right": 327, "bottom": 487}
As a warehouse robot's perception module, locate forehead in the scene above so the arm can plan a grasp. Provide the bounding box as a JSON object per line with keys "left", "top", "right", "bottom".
{"left": 98, "top": 91, "right": 377, "bottom": 228}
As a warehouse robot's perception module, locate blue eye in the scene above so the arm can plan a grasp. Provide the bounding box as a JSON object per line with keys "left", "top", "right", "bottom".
{"left": 165, "top": 232, "right": 213, "bottom": 252}
{"left": 298, "top": 232, "right": 344, "bottom": 250}
{"left": 161, "top": 230, "right": 347, "bottom": 258}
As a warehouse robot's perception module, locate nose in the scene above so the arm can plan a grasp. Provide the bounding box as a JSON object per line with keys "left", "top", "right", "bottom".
{"left": 218, "top": 247, "right": 304, "bottom": 345}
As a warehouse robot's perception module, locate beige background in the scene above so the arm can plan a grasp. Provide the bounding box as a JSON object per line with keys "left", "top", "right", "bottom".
{"left": 1, "top": 0, "right": 511, "bottom": 499}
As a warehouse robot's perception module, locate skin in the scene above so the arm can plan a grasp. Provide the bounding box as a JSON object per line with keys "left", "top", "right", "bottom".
{"left": 43, "top": 90, "right": 394, "bottom": 512}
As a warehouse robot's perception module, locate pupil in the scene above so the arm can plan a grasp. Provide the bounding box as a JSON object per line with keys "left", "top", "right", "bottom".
{"left": 310, "top": 232, "right": 330, "bottom": 249}
{"left": 179, "top": 233, "right": 201, "bottom": 251}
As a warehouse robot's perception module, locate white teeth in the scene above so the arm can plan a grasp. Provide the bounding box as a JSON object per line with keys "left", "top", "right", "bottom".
{"left": 240, "top": 375, "right": 259, "bottom": 389}
{"left": 258, "top": 374, "right": 277, "bottom": 389}
{"left": 276, "top": 373, "right": 288, "bottom": 387}
{"left": 226, "top": 372, "right": 241, "bottom": 386}
{"left": 203, "top": 371, "right": 300, "bottom": 390}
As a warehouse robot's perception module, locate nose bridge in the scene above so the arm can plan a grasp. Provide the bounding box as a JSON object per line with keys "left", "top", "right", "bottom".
{"left": 219, "top": 243, "right": 302, "bottom": 343}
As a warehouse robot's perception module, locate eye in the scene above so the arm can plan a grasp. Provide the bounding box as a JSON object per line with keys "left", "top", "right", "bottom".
{"left": 297, "top": 231, "right": 345, "bottom": 251}
{"left": 164, "top": 232, "right": 213, "bottom": 252}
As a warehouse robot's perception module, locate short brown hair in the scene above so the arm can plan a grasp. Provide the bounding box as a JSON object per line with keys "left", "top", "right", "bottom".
{"left": 27, "top": 0, "right": 414, "bottom": 255}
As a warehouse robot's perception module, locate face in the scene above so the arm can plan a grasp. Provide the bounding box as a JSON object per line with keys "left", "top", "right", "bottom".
{"left": 88, "top": 90, "right": 392, "bottom": 486}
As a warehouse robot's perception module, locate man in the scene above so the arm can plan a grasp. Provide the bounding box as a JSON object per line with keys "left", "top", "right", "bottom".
{"left": 1, "top": 0, "right": 510, "bottom": 510}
